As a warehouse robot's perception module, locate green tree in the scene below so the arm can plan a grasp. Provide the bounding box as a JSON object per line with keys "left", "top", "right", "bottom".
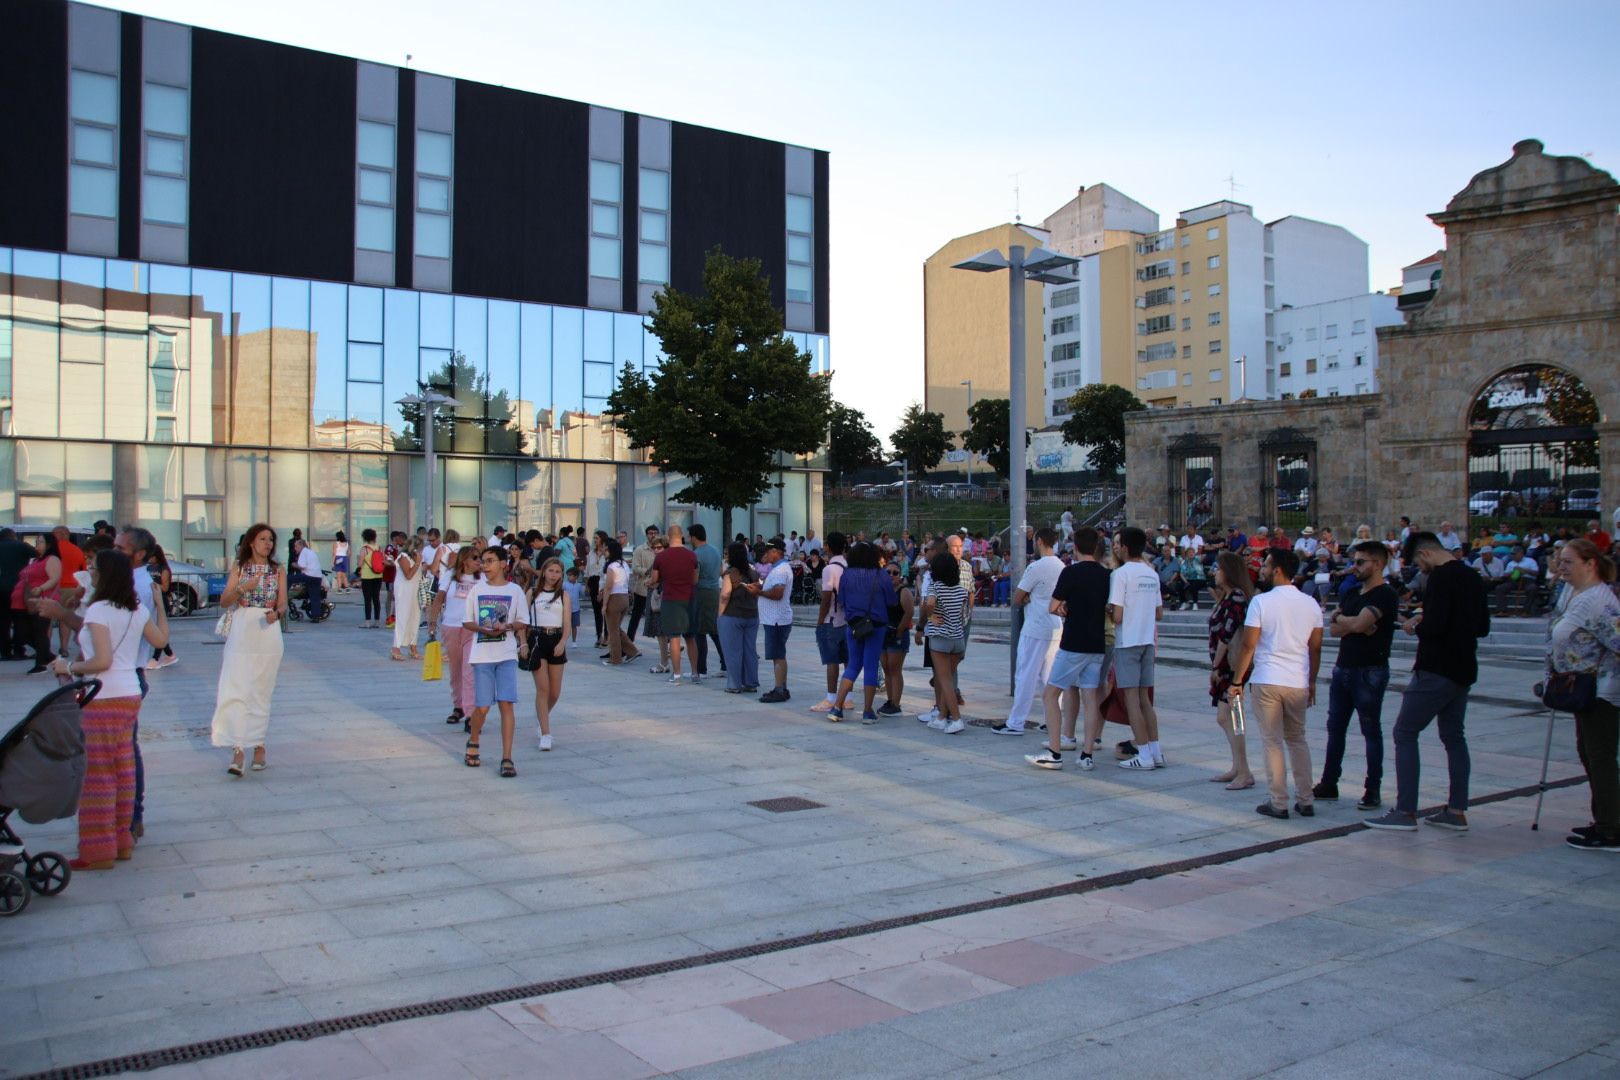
{"left": 828, "top": 402, "right": 885, "bottom": 482}
{"left": 960, "top": 396, "right": 1029, "bottom": 481}
{"left": 1058, "top": 384, "right": 1145, "bottom": 479}
{"left": 889, "top": 403, "right": 952, "bottom": 474}
{"left": 607, "top": 248, "right": 832, "bottom": 539}
{"left": 394, "top": 352, "right": 521, "bottom": 455}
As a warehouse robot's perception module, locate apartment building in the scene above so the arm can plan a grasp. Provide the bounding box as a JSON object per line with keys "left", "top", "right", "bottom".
{"left": 1272, "top": 293, "right": 1402, "bottom": 398}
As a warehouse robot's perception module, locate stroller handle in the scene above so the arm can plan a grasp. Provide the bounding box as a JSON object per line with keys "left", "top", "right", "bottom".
{"left": 69, "top": 678, "right": 102, "bottom": 707}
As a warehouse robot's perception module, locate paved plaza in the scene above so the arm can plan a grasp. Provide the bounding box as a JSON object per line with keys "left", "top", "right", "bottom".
{"left": 0, "top": 597, "right": 1612, "bottom": 1078}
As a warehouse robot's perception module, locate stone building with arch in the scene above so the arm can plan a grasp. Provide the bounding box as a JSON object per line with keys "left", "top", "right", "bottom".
{"left": 1125, "top": 140, "right": 1620, "bottom": 537}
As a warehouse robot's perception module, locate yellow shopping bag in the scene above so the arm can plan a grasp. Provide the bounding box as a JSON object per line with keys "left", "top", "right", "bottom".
{"left": 421, "top": 635, "right": 443, "bottom": 681}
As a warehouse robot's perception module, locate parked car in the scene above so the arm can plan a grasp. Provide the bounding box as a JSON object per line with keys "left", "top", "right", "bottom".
{"left": 1468, "top": 490, "right": 1503, "bottom": 515}
{"left": 1566, "top": 488, "right": 1601, "bottom": 514}
{"left": 0, "top": 525, "right": 223, "bottom": 616}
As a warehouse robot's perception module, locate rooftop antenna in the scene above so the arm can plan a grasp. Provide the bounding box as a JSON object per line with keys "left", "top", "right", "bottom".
{"left": 1011, "top": 171, "right": 1022, "bottom": 223}
{"left": 1224, "top": 172, "right": 1243, "bottom": 200}
{"left": 405, "top": 53, "right": 414, "bottom": 68}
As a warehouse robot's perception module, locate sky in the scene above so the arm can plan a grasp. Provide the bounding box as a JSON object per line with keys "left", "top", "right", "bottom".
{"left": 103, "top": 0, "right": 1620, "bottom": 443}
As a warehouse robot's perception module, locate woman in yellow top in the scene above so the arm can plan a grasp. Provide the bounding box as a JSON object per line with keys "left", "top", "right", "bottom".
{"left": 358, "top": 527, "right": 384, "bottom": 628}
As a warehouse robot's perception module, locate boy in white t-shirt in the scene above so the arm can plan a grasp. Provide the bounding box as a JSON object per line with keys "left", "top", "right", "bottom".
{"left": 462, "top": 547, "right": 529, "bottom": 777}
{"left": 1228, "top": 548, "right": 1323, "bottom": 819}
{"left": 1109, "top": 527, "right": 1164, "bottom": 770}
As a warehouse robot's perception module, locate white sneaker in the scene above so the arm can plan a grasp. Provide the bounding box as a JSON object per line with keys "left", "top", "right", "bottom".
{"left": 942, "top": 719, "right": 965, "bottom": 735}
{"left": 810, "top": 699, "right": 834, "bottom": 713}
{"left": 1059, "top": 737, "right": 1078, "bottom": 751}
{"left": 1153, "top": 755, "right": 1167, "bottom": 768}
{"left": 1025, "top": 752, "right": 1063, "bottom": 770}
{"left": 1078, "top": 754, "right": 1095, "bottom": 770}
{"left": 539, "top": 734, "right": 553, "bottom": 751}
{"left": 1118, "top": 754, "right": 1155, "bottom": 770}
{"left": 917, "top": 708, "right": 939, "bottom": 725}
{"left": 927, "top": 716, "right": 948, "bottom": 731}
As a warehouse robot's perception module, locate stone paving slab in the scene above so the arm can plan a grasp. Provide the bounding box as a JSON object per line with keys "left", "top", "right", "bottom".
{"left": 0, "top": 593, "right": 1589, "bottom": 1075}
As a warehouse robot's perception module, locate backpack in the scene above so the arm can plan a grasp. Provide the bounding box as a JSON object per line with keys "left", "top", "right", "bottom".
{"left": 370, "top": 548, "right": 385, "bottom": 574}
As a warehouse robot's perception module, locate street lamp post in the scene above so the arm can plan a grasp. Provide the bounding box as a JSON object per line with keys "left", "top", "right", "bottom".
{"left": 397, "top": 390, "right": 457, "bottom": 534}
{"left": 952, "top": 244, "right": 1079, "bottom": 692}
{"left": 959, "top": 379, "right": 974, "bottom": 490}
{"left": 888, "top": 457, "right": 909, "bottom": 540}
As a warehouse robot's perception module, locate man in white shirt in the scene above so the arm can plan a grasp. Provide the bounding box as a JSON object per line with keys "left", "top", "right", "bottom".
{"left": 291, "top": 538, "right": 327, "bottom": 621}
{"left": 753, "top": 540, "right": 795, "bottom": 702}
{"left": 1109, "top": 527, "right": 1164, "bottom": 770}
{"left": 1178, "top": 529, "right": 1205, "bottom": 556}
{"left": 1294, "top": 527, "right": 1319, "bottom": 558}
{"left": 992, "top": 528, "right": 1064, "bottom": 735}
{"left": 1435, "top": 521, "right": 1464, "bottom": 553}
{"left": 1228, "top": 548, "right": 1323, "bottom": 819}
{"left": 802, "top": 530, "right": 822, "bottom": 555}
{"left": 1059, "top": 507, "right": 1075, "bottom": 542}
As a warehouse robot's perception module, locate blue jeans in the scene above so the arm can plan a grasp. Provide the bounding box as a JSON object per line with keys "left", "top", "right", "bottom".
{"left": 718, "top": 614, "right": 758, "bottom": 691}
{"left": 841, "top": 625, "right": 885, "bottom": 688}
{"left": 1393, "top": 670, "right": 1471, "bottom": 814}
{"left": 133, "top": 668, "right": 147, "bottom": 828}
{"left": 1321, "top": 664, "right": 1389, "bottom": 794}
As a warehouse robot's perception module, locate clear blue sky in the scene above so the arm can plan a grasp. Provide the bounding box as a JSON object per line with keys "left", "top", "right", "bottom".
{"left": 103, "top": 0, "right": 1620, "bottom": 441}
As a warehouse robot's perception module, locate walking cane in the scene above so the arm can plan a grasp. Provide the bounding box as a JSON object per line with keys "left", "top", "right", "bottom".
{"left": 1531, "top": 707, "right": 1556, "bottom": 831}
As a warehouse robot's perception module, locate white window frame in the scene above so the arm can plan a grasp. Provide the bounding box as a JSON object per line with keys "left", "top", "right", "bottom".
{"left": 415, "top": 128, "right": 454, "bottom": 261}
{"left": 638, "top": 166, "right": 670, "bottom": 286}
{"left": 786, "top": 192, "right": 814, "bottom": 304}
{"left": 70, "top": 68, "right": 119, "bottom": 220}
{"left": 356, "top": 119, "right": 396, "bottom": 254}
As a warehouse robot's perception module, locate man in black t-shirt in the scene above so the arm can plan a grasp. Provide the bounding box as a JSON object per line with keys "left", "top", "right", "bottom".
{"left": 1315, "top": 541, "right": 1400, "bottom": 809}
{"left": 1027, "top": 527, "right": 1111, "bottom": 771}
{"left": 1368, "top": 532, "right": 1491, "bottom": 833}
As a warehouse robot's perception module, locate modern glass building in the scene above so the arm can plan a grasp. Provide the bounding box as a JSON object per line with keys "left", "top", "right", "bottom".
{"left": 0, "top": 1, "right": 830, "bottom": 569}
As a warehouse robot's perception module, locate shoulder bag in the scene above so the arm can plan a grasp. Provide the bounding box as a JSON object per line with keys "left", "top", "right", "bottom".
{"left": 1538, "top": 672, "right": 1597, "bottom": 713}
{"left": 846, "top": 570, "right": 884, "bottom": 641}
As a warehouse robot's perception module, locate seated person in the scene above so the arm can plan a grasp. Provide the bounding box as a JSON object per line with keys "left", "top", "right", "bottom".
{"left": 1175, "top": 549, "right": 1205, "bottom": 609}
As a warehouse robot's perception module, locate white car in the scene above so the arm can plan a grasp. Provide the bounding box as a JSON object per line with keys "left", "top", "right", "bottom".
{"left": 1468, "top": 491, "right": 1503, "bottom": 515}
{"left": 1566, "top": 488, "right": 1601, "bottom": 514}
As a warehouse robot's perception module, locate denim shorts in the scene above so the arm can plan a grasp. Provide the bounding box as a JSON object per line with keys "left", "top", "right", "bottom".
{"left": 473, "top": 659, "right": 519, "bottom": 707}
{"left": 926, "top": 632, "right": 966, "bottom": 655}
{"left": 815, "top": 622, "right": 848, "bottom": 665}
{"left": 763, "top": 623, "right": 792, "bottom": 660}
{"left": 1048, "top": 649, "right": 1106, "bottom": 690}
{"left": 883, "top": 632, "right": 911, "bottom": 655}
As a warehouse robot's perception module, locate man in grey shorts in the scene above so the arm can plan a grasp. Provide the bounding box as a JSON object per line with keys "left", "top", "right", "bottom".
{"left": 1109, "top": 526, "right": 1165, "bottom": 770}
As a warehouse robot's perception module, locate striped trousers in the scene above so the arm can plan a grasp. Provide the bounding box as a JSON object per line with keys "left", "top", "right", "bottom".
{"left": 79, "top": 696, "right": 139, "bottom": 864}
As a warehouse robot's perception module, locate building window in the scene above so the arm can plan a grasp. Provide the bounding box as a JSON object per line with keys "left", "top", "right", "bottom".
{"left": 1141, "top": 342, "right": 1175, "bottom": 362}
{"left": 143, "top": 82, "right": 189, "bottom": 225}
{"left": 1354, "top": 353, "right": 1365, "bottom": 366}
{"left": 1279, "top": 362, "right": 1292, "bottom": 377}
{"left": 1306, "top": 357, "right": 1318, "bottom": 374}
{"left": 1140, "top": 315, "right": 1173, "bottom": 335}
{"left": 1354, "top": 383, "right": 1367, "bottom": 394}
{"left": 786, "top": 192, "right": 813, "bottom": 303}
{"left": 1305, "top": 327, "right": 1317, "bottom": 341}
{"left": 1181, "top": 317, "right": 1191, "bottom": 331}
{"left": 1209, "top": 397, "right": 1222, "bottom": 405}
{"left": 0, "top": 318, "right": 11, "bottom": 399}
{"left": 1051, "top": 369, "right": 1085, "bottom": 390}
{"left": 1180, "top": 234, "right": 1190, "bottom": 247}
{"left": 1143, "top": 286, "right": 1174, "bottom": 308}
{"left": 416, "top": 129, "right": 453, "bottom": 259}
{"left": 638, "top": 167, "right": 669, "bottom": 286}
{"left": 1207, "top": 255, "right": 1221, "bottom": 270}
{"left": 588, "top": 159, "right": 621, "bottom": 278}
{"left": 1352, "top": 319, "right": 1366, "bottom": 334}
{"left": 1139, "top": 260, "right": 1173, "bottom": 281}
{"left": 1050, "top": 285, "right": 1079, "bottom": 308}
{"left": 1207, "top": 283, "right": 1221, "bottom": 297}
{"left": 70, "top": 69, "right": 119, "bottom": 219}
{"left": 1182, "top": 372, "right": 1193, "bottom": 386}
{"left": 1209, "top": 368, "right": 1222, "bottom": 381}
{"left": 1208, "top": 311, "right": 1222, "bottom": 327}
{"left": 1206, "top": 226, "right": 1220, "bottom": 241}
{"left": 1181, "top": 261, "right": 1190, "bottom": 275}
{"left": 1051, "top": 398, "right": 1072, "bottom": 417}
{"left": 151, "top": 337, "right": 177, "bottom": 409}
{"left": 1326, "top": 323, "right": 1338, "bottom": 338}
{"left": 1326, "top": 358, "right": 1340, "bottom": 370}
{"left": 1052, "top": 341, "right": 1080, "bottom": 362}
{"left": 356, "top": 119, "right": 395, "bottom": 252}
{"left": 1050, "top": 314, "right": 1076, "bottom": 335}
{"left": 1328, "top": 389, "right": 1339, "bottom": 397}
{"left": 1208, "top": 339, "right": 1222, "bottom": 355}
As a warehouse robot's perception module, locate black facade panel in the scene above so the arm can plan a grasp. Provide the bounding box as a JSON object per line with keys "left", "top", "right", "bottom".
{"left": 451, "top": 81, "right": 588, "bottom": 307}
{"left": 671, "top": 124, "right": 785, "bottom": 310}
{"left": 814, "top": 149, "right": 830, "bottom": 334}
{"left": 621, "top": 112, "right": 639, "bottom": 313}
{"left": 0, "top": 0, "right": 68, "bottom": 252}
{"left": 394, "top": 72, "right": 415, "bottom": 285}
{"left": 188, "top": 30, "right": 354, "bottom": 282}
{"left": 117, "top": 15, "right": 142, "bottom": 258}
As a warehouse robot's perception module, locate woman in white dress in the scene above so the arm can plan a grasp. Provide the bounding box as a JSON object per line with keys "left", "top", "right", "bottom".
{"left": 391, "top": 536, "right": 423, "bottom": 662}
{"left": 211, "top": 524, "right": 287, "bottom": 777}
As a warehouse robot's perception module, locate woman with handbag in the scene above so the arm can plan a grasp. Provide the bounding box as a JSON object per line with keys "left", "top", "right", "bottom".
{"left": 718, "top": 541, "right": 760, "bottom": 693}
{"left": 600, "top": 539, "right": 641, "bottom": 666}
{"left": 358, "top": 528, "right": 384, "bottom": 628}
{"left": 1546, "top": 538, "right": 1620, "bottom": 851}
{"left": 19, "top": 532, "right": 64, "bottom": 673}
{"left": 826, "top": 542, "right": 898, "bottom": 724}
{"left": 210, "top": 524, "right": 287, "bottom": 777}
{"left": 391, "top": 537, "right": 423, "bottom": 662}
{"left": 440, "top": 546, "right": 481, "bottom": 729}
{"left": 524, "top": 557, "right": 569, "bottom": 752}
{"left": 1207, "top": 552, "right": 1256, "bottom": 790}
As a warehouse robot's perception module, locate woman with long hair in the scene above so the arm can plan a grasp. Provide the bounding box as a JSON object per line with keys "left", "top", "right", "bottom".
{"left": 332, "top": 530, "right": 351, "bottom": 593}
{"left": 20, "top": 531, "right": 64, "bottom": 673}
{"left": 922, "top": 551, "right": 969, "bottom": 734}
{"left": 879, "top": 556, "right": 915, "bottom": 716}
{"left": 210, "top": 524, "right": 287, "bottom": 777}
{"left": 586, "top": 531, "right": 607, "bottom": 648}
{"left": 525, "top": 556, "right": 569, "bottom": 751}
{"left": 357, "top": 528, "right": 384, "bottom": 628}
{"left": 718, "top": 541, "right": 760, "bottom": 693}
{"left": 827, "top": 542, "right": 898, "bottom": 724}
{"left": 1208, "top": 551, "right": 1255, "bottom": 790}
{"left": 441, "top": 545, "right": 481, "bottom": 729}
{"left": 601, "top": 538, "right": 640, "bottom": 665}
{"left": 146, "top": 544, "right": 177, "bottom": 669}
{"left": 391, "top": 536, "right": 423, "bottom": 662}
{"left": 50, "top": 550, "right": 166, "bottom": 869}
{"left": 1547, "top": 539, "right": 1620, "bottom": 851}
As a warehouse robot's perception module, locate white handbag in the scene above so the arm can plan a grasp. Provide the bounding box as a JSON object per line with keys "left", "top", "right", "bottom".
{"left": 213, "top": 606, "right": 234, "bottom": 639}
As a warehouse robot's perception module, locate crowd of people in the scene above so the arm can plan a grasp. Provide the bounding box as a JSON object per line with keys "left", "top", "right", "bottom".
{"left": 7, "top": 500, "right": 1619, "bottom": 878}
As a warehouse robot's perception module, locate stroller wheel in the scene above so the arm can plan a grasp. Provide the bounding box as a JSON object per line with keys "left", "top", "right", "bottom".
{"left": 27, "top": 852, "right": 70, "bottom": 897}
{"left": 287, "top": 607, "right": 304, "bottom": 622}
{"left": 0, "top": 870, "right": 29, "bottom": 916}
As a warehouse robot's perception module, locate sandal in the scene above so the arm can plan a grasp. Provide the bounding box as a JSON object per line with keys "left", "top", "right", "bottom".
{"left": 250, "top": 746, "right": 267, "bottom": 771}
{"left": 464, "top": 738, "right": 481, "bottom": 767}
{"left": 499, "top": 758, "right": 517, "bottom": 778}
{"left": 391, "top": 650, "right": 405, "bottom": 662}
{"left": 446, "top": 709, "right": 464, "bottom": 725}
{"left": 227, "top": 748, "right": 245, "bottom": 777}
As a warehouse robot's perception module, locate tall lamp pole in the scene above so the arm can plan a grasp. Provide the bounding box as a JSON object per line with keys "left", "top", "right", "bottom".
{"left": 397, "top": 391, "right": 457, "bottom": 534}
{"left": 959, "top": 379, "right": 974, "bottom": 489}
{"left": 952, "top": 243, "right": 1079, "bottom": 692}
{"left": 889, "top": 457, "right": 910, "bottom": 540}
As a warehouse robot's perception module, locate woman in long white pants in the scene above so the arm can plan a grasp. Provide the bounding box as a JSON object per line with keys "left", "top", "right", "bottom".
{"left": 392, "top": 537, "right": 423, "bottom": 662}
{"left": 211, "top": 524, "right": 287, "bottom": 777}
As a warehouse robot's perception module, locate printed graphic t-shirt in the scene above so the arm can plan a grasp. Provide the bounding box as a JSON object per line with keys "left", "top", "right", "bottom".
{"left": 463, "top": 581, "right": 529, "bottom": 664}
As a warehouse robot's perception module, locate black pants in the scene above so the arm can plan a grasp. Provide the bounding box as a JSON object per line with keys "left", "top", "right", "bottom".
{"left": 1576, "top": 698, "right": 1619, "bottom": 836}
{"left": 0, "top": 600, "right": 24, "bottom": 657}
{"left": 587, "top": 576, "right": 603, "bottom": 641}
{"left": 29, "top": 613, "right": 53, "bottom": 665}
{"left": 695, "top": 629, "right": 726, "bottom": 675}
{"left": 291, "top": 572, "right": 325, "bottom": 616}
{"left": 361, "top": 578, "right": 383, "bottom": 621}
{"left": 628, "top": 593, "right": 648, "bottom": 640}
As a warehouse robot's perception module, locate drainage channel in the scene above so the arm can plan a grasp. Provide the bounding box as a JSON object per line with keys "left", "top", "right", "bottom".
{"left": 22, "top": 775, "right": 1588, "bottom": 1080}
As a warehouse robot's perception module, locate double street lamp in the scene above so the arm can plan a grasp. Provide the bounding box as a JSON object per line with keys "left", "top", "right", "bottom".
{"left": 952, "top": 243, "right": 1079, "bottom": 691}
{"left": 959, "top": 379, "right": 973, "bottom": 489}
{"left": 396, "top": 390, "right": 457, "bottom": 534}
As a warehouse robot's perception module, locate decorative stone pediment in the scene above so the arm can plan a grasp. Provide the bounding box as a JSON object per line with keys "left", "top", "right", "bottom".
{"left": 1433, "top": 139, "right": 1619, "bottom": 225}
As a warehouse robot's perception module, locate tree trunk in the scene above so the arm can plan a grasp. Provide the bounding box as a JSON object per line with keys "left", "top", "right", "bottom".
{"left": 721, "top": 507, "right": 733, "bottom": 546}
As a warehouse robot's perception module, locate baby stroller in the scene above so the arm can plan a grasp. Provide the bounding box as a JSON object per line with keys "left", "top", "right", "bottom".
{"left": 0, "top": 679, "right": 94, "bottom": 915}
{"left": 286, "top": 575, "right": 334, "bottom": 622}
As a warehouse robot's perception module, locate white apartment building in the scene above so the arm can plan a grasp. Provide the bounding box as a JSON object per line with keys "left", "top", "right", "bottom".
{"left": 1043, "top": 256, "right": 1101, "bottom": 421}
{"left": 1272, "top": 293, "right": 1403, "bottom": 399}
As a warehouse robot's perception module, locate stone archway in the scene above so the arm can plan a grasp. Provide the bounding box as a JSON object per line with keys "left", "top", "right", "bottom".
{"left": 1466, "top": 364, "right": 1599, "bottom": 530}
